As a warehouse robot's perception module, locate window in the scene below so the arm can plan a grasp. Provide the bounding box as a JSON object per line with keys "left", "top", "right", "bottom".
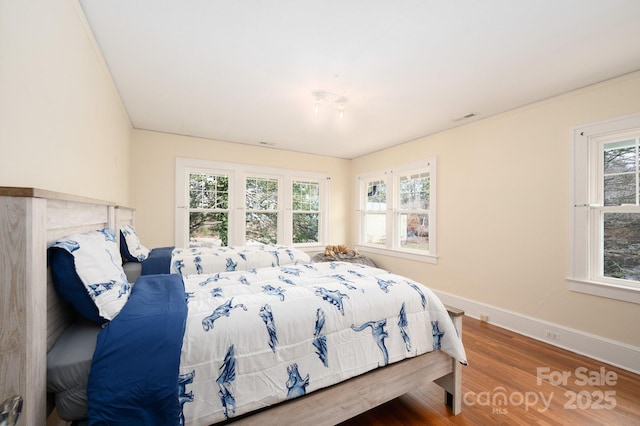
{"left": 245, "top": 176, "right": 279, "bottom": 244}
{"left": 356, "top": 158, "right": 436, "bottom": 263}
{"left": 176, "top": 158, "right": 328, "bottom": 248}
{"left": 398, "top": 171, "right": 431, "bottom": 251}
{"left": 362, "top": 178, "right": 387, "bottom": 246}
{"left": 570, "top": 114, "right": 640, "bottom": 304}
{"left": 292, "top": 180, "right": 321, "bottom": 244}
{"left": 188, "top": 171, "right": 230, "bottom": 246}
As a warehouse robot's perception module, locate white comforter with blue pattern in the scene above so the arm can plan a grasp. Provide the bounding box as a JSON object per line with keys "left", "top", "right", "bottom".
{"left": 178, "top": 261, "right": 467, "bottom": 425}
{"left": 170, "top": 243, "right": 311, "bottom": 276}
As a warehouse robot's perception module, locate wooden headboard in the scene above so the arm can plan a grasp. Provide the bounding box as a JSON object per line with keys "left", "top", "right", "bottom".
{"left": 0, "top": 187, "right": 115, "bottom": 425}
{"left": 114, "top": 205, "right": 135, "bottom": 230}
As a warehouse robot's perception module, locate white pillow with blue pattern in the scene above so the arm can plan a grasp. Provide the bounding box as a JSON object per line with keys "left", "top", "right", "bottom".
{"left": 50, "top": 228, "right": 131, "bottom": 322}
{"left": 120, "top": 224, "right": 150, "bottom": 262}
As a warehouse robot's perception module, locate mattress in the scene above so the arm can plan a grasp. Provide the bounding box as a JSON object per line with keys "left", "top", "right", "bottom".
{"left": 46, "top": 319, "right": 101, "bottom": 421}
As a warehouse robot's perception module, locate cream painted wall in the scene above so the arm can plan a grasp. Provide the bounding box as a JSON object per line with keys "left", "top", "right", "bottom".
{"left": 0, "top": 0, "right": 132, "bottom": 205}
{"left": 351, "top": 72, "right": 640, "bottom": 347}
{"left": 130, "top": 129, "right": 350, "bottom": 249}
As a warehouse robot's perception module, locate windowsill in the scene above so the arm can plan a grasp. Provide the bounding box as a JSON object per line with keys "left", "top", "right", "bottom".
{"left": 567, "top": 278, "right": 640, "bottom": 304}
{"left": 355, "top": 245, "right": 438, "bottom": 264}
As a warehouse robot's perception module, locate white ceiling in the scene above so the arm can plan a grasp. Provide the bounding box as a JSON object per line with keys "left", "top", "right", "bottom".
{"left": 79, "top": 0, "right": 640, "bottom": 159}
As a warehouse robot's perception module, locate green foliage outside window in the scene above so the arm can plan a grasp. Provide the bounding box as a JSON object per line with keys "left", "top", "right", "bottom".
{"left": 189, "top": 173, "right": 229, "bottom": 245}
{"left": 293, "top": 181, "right": 320, "bottom": 243}
{"left": 188, "top": 173, "right": 321, "bottom": 246}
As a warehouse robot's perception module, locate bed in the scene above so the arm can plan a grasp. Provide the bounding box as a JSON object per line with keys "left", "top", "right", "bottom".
{"left": 0, "top": 187, "right": 466, "bottom": 425}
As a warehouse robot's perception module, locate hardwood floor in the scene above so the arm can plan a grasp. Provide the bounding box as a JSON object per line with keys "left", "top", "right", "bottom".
{"left": 340, "top": 316, "right": 640, "bottom": 425}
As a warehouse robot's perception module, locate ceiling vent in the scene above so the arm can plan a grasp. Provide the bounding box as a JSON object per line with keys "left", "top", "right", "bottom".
{"left": 453, "top": 112, "right": 478, "bottom": 122}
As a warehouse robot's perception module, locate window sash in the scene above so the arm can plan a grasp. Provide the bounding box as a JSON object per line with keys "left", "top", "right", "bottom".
{"left": 292, "top": 180, "right": 321, "bottom": 211}
{"left": 362, "top": 212, "right": 387, "bottom": 246}
{"left": 600, "top": 210, "right": 640, "bottom": 282}
{"left": 290, "top": 180, "right": 321, "bottom": 244}
{"left": 587, "top": 134, "right": 640, "bottom": 287}
{"left": 396, "top": 168, "right": 430, "bottom": 253}
{"left": 184, "top": 168, "right": 233, "bottom": 246}
{"left": 246, "top": 176, "right": 280, "bottom": 211}
{"left": 292, "top": 212, "right": 320, "bottom": 244}
{"left": 245, "top": 211, "right": 278, "bottom": 244}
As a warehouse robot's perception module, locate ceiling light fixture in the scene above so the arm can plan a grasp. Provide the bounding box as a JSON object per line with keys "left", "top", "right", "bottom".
{"left": 313, "top": 90, "right": 348, "bottom": 119}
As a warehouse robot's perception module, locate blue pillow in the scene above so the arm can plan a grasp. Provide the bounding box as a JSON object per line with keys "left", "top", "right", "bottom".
{"left": 120, "top": 225, "right": 150, "bottom": 263}
{"left": 120, "top": 230, "right": 137, "bottom": 263}
{"left": 48, "top": 247, "right": 104, "bottom": 324}
{"left": 49, "top": 229, "right": 131, "bottom": 324}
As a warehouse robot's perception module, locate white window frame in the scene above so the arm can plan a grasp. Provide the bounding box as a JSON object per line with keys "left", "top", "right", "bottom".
{"left": 176, "top": 164, "right": 235, "bottom": 248}
{"left": 289, "top": 178, "right": 324, "bottom": 245}
{"left": 569, "top": 113, "right": 640, "bottom": 304}
{"left": 176, "top": 158, "right": 329, "bottom": 249}
{"left": 355, "top": 158, "right": 437, "bottom": 263}
{"left": 243, "top": 173, "right": 283, "bottom": 244}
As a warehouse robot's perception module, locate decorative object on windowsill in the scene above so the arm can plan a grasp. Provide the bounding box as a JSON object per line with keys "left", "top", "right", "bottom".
{"left": 312, "top": 245, "right": 376, "bottom": 267}
{"left": 324, "top": 244, "right": 357, "bottom": 257}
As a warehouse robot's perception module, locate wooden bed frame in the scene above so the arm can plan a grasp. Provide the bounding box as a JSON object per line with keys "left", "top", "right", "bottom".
{"left": 0, "top": 188, "right": 463, "bottom": 426}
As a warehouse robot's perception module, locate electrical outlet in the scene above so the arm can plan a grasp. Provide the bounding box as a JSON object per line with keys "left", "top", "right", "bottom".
{"left": 479, "top": 314, "right": 489, "bottom": 322}
{"left": 544, "top": 330, "right": 559, "bottom": 340}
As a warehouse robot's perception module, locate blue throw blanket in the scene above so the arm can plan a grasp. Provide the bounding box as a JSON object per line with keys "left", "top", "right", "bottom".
{"left": 140, "top": 247, "right": 174, "bottom": 275}
{"left": 87, "top": 274, "right": 187, "bottom": 425}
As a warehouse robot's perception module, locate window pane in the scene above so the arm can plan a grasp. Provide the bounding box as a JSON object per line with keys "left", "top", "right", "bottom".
{"left": 189, "top": 212, "right": 228, "bottom": 246}
{"left": 399, "top": 213, "right": 429, "bottom": 251}
{"left": 293, "top": 181, "right": 320, "bottom": 211}
{"left": 293, "top": 213, "right": 319, "bottom": 243}
{"left": 603, "top": 212, "right": 640, "bottom": 282}
{"left": 604, "top": 140, "right": 635, "bottom": 174}
{"left": 364, "top": 213, "right": 386, "bottom": 245}
{"left": 399, "top": 172, "right": 430, "bottom": 210}
{"left": 367, "top": 180, "right": 386, "bottom": 210}
{"left": 246, "top": 177, "right": 278, "bottom": 210}
{"left": 603, "top": 139, "right": 638, "bottom": 206}
{"left": 604, "top": 174, "right": 636, "bottom": 206}
{"left": 189, "top": 173, "right": 228, "bottom": 209}
{"left": 246, "top": 212, "right": 277, "bottom": 244}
